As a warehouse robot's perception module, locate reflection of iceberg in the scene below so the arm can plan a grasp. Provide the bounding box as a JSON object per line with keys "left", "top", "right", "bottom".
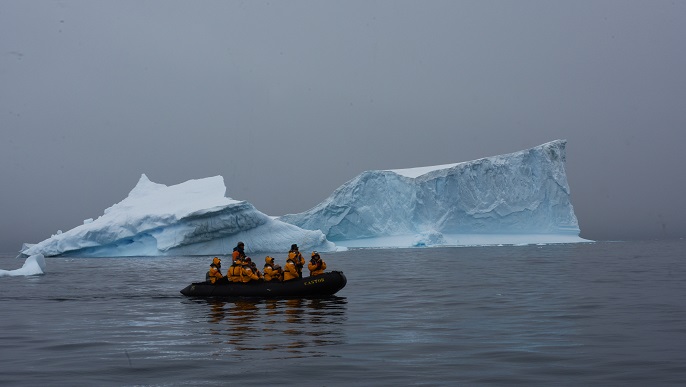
{"left": 21, "top": 175, "right": 335, "bottom": 257}
{"left": 0, "top": 254, "right": 46, "bottom": 277}
{"left": 281, "top": 140, "right": 590, "bottom": 247}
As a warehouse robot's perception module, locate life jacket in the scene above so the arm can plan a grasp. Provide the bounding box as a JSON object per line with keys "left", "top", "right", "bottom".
{"left": 263, "top": 263, "right": 283, "bottom": 282}
{"left": 283, "top": 258, "right": 299, "bottom": 281}
{"left": 228, "top": 263, "right": 243, "bottom": 282}
{"left": 232, "top": 246, "right": 245, "bottom": 262}
{"left": 288, "top": 251, "right": 304, "bottom": 263}
{"left": 308, "top": 258, "right": 326, "bottom": 276}
{"left": 241, "top": 264, "right": 259, "bottom": 283}
{"left": 207, "top": 265, "right": 223, "bottom": 284}
{"left": 288, "top": 251, "right": 305, "bottom": 277}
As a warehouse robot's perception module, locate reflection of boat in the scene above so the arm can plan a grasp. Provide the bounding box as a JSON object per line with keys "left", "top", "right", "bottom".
{"left": 180, "top": 271, "right": 347, "bottom": 298}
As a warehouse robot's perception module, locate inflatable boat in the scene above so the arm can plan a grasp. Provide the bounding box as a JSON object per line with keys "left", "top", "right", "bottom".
{"left": 180, "top": 271, "right": 347, "bottom": 298}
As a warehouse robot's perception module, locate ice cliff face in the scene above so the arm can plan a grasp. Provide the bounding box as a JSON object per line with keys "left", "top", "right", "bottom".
{"left": 280, "top": 140, "right": 585, "bottom": 246}
{"left": 21, "top": 175, "right": 334, "bottom": 257}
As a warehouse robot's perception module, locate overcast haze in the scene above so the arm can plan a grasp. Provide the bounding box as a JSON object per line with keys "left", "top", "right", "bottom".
{"left": 2, "top": 1, "right": 685, "bottom": 252}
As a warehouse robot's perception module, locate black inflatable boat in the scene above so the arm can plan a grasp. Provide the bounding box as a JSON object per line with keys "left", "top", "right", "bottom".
{"left": 180, "top": 271, "right": 347, "bottom": 298}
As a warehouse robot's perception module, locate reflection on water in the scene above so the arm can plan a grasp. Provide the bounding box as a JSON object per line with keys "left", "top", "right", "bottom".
{"left": 201, "top": 297, "right": 347, "bottom": 356}
{"left": 4, "top": 243, "right": 686, "bottom": 385}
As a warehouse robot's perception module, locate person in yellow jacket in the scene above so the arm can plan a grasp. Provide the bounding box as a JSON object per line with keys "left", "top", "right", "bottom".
{"left": 206, "top": 257, "right": 224, "bottom": 284}
{"left": 283, "top": 255, "right": 299, "bottom": 281}
{"left": 308, "top": 251, "right": 327, "bottom": 276}
{"left": 288, "top": 244, "right": 306, "bottom": 278}
{"left": 227, "top": 256, "right": 244, "bottom": 282}
{"left": 247, "top": 257, "right": 263, "bottom": 280}
{"left": 241, "top": 257, "right": 260, "bottom": 283}
{"left": 263, "top": 256, "right": 283, "bottom": 282}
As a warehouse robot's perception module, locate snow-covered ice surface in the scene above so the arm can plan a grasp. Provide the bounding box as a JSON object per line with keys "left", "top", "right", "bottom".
{"left": 0, "top": 254, "right": 46, "bottom": 277}
{"left": 20, "top": 175, "right": 334, "bottom": 257}
{"left": 280, "top": 140, "right": 590, "bottom": 248}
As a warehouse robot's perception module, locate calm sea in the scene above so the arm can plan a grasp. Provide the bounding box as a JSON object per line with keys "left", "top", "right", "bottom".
{"left": 1, "top": 240, "right": 685, "bottom": 386}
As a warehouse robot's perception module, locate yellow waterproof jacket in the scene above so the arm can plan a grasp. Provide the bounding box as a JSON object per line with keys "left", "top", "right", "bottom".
{"left": 208, "top": 266, "right": 223, "bottom": 284}
{"left": 228, "top": 264, "right": 243, "bottom": 282}
{"left": 241, "top": 265, "right": 260, "bottom": 283}
{"left": 263, "top": 264, "right": 283, "bottom": 281}
{"left": 283, "top": 259, "right": 299, "bottom": 281}
{"left": 308, "top": 258, "right": 326, "bottom": 276}
{"left": 288, "top": 251, "right": 305, "bottom": 277}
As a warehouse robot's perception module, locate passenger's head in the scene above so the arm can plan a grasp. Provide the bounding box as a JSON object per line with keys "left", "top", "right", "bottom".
{"left": 265, "top": 256, "right": 274, "bottom": 264}
{"left": 291, "top": 244, "right": 298, "bottom": 250}
{"left": 311, "top": 251, "right": 319, "bottom": 258}
{"left": 237, "top": 241, "right": 244, "bottom": 248}
{"left": 212, "top": 257, "right": 221, "bottom": 266}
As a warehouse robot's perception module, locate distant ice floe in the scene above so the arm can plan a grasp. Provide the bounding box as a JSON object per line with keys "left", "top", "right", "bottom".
{"left": 0, "top": 254, "right": 46, "bottom": 277}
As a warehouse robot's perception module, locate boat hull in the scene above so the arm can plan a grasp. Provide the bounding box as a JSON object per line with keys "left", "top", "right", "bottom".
{"left": 180, "top": 271, "right": 347, "bottom": 298}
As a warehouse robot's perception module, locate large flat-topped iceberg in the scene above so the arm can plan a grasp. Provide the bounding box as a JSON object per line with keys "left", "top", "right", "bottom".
{"left": 280, "top": 140, "right": 589, "bottom": 247}
{"left": 21, "top": 175, "right": 334, "bottom": 257}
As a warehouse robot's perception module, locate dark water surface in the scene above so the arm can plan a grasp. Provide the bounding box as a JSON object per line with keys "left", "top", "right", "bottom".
{"left": 1, "top": 240, "right": 685, "bottom": 386}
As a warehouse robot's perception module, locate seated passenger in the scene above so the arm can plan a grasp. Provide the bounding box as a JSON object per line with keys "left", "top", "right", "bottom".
{"left": 206, "top": 257, "right": 224, "bottom": 284}
{"left": 283, "top": 255, "right": 299, "bottom": 281}
{"left": 227, "top": 257, "right": 244, "bottom": 282}
{"left": 263, "top": 256, "right": 283, "bottom": 282}
{"left": 308, "top": 251, "right": 327, "bottom": 276}
{"left": 241, "top": 257, "right": 260, "bottom": 283}
{"left": 247, "top": 257, "right": 263, "bottom": 280}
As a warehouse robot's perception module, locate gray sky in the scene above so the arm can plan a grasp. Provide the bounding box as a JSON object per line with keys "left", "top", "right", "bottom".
{"left": 2, "top": 0, "right": 685, "bottom": 252}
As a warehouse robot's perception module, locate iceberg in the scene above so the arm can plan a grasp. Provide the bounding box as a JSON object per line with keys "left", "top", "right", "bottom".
{"left": 280, "top": 140, "right": 589, "bottom": 248}
{"left": 20, "top": 140, "right": 588, "bottom": 257}
{"left": 0, "top": 254, "right": 46, "bottom": 277}
{"left": 20, "top": 175, "right": 335, "bottom": 257}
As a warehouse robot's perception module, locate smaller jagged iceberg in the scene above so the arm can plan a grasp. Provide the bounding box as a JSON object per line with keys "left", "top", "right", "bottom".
{"left": 280, "top": 140, "right": 589, "bottom": 247}
{"left": 20, "top": 175, "right": 334, "bottom": 257}
{"left": 0, "top": 254, "right": 46, "bottom": 277}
